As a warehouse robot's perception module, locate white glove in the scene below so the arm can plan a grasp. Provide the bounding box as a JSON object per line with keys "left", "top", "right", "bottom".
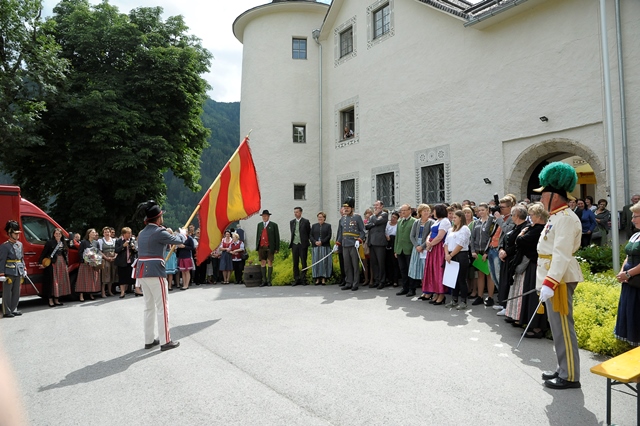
{"left": 332, "top": 244, "right": 339, "bottom": 253}
{"left": 354, "top": 241, "right": 360, "bottom": 249}
{"left": 179, "top": 228, "right": 187, "bottom": 236}
{"left": 540, "top": 286, "right": 554, "bottom": 302}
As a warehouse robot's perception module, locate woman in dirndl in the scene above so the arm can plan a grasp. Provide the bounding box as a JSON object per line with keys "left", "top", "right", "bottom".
{"left": 76, "top": 228, "right": 101, "bottom": 302}
{"left": 218, "top": 230, "right": 233, "bottom": 284}
{"left": 409, "top": 204, "right": 433, "bottom": 300}
{"left": 164, "top": 228, "right": 178, "bottom": 290}
{"left": 310, "top": 211, "right": 332, "bottom": 285}
{"left": 98, "top": 227, "right": 116, "bottom": 297}
{"left": 39, "top": 228, "right": 71, "bottom": 307}
{"left": 512, "top": 203, "right": 549, "bottom": 337}
{"left": 422, "top": 204, "right": 451, "bottom": 305}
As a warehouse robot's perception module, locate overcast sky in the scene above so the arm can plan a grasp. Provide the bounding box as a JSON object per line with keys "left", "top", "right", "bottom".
{"left": 41, "top": 0, "right": 331, "bottom": 103}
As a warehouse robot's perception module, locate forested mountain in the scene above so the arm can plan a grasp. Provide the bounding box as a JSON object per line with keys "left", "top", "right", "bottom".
{"left": 162, "top": 99, "right": 240, "bottom": 229}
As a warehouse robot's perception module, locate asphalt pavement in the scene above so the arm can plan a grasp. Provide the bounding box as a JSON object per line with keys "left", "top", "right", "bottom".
{"left": 1, "top": 283, "right": 635, "bottom": 426}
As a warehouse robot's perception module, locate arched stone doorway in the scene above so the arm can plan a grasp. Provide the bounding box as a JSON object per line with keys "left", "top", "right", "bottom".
{"left": 505, "top": 138, "right": 606, "bottom": 201}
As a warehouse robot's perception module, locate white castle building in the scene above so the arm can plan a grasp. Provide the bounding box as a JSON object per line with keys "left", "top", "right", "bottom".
{"left": 233, "top": 0, "right": 639, "bottom": 245}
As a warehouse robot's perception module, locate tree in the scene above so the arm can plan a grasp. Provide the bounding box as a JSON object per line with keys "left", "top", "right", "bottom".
{"left": 0, "top": 0, "right": 67, "bottom": 177}
{"left": 4, "top": 0, "right": 212, "bottom": 232}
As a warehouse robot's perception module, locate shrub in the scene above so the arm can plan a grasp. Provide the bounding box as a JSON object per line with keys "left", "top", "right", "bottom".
{"left": 575, "top": 244, "right": 613, "bottom": 273}
{"left": 573, "top": 276, "right": 631, "bottom": 356}
{"left": 246, "top": 241, "right": 342, "bottom": 286}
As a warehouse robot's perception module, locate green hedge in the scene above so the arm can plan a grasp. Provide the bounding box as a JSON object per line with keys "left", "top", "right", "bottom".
{"left": 574, "top": 266, "right": 632, "bottom": 356}
{"left": 244, "top": 240, "right": 342, "bottom": 285}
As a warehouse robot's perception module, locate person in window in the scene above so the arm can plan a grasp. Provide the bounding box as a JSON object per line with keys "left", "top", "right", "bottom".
{"left": 39, "top": 228, "right": 71, "bottom": 307}
{"left": 343, "top": 126, "right": 354, "bottom": 139}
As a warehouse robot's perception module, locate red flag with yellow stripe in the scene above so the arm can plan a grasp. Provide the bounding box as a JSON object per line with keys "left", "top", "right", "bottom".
{"left": 196, "top": 137, "right": 260, "bottom": 264}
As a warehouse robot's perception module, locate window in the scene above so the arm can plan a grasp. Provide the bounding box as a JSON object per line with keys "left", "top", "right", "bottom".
{"left": 292, "top": 38, "right": 307, "bottom": 60}
{"left": 21, "top": 216, "right": 55, "bottom": 244}
{"left": 376, "top": 172, "right": 395, "bottom": 207}
{"left": 294, "top": 184, "right": 306, "bottom": 200}
{"left": 293, "top": 125, "right": 306, "bottom": 143}
{"left": 340, "top": 179, "right": 356, "bottom": 209}
{"left": 341, "top": 108, "right": 355, "bottom": 140}
{"left": 373, "top": 3, "right": 390, "bottom": 39}
{"left": 421, "top": 164, "right": 445, "bottom": 204}
{"left": 340, "top": 27, "right": 353, "bottom": 58}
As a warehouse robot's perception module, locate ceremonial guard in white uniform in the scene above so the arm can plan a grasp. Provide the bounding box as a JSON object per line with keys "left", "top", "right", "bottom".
{"left": 134, "top": 201, "right": 186, "bottom": 351}
{"left": 534, "top": 162, "right": 583, "bottom": 389}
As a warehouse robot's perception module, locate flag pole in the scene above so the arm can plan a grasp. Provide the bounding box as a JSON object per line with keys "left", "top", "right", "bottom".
{"left": 164, "top": 131, "right": 252, "bottom": 261}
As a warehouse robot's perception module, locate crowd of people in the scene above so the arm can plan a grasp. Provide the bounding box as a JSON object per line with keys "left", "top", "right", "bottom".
{"left": 3, "top": 171, "right": 640, "bottom": 380}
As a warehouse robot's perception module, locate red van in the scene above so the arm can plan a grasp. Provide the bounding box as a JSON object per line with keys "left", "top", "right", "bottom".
{"left": 0, "top": 185, "right": 80, "bottom": 297}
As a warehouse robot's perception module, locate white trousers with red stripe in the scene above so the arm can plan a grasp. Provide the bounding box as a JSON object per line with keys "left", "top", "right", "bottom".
{"left": 139, "top": 277, "right": 171, "bottom": 345}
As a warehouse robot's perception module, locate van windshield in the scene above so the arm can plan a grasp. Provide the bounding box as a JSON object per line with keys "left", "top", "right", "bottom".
{"left": 21, "top": 216, "right": 55, "bottom": 244}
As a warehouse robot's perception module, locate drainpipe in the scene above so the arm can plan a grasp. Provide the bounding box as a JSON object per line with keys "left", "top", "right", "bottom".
{"left": 312, "top": 29, "right": 323, "bottom": 211}
{"left": 615, "top": 0, "right": 629, "bottom": 205}
{"left": 599, "top": 0, "right": 620, "bottom": 269}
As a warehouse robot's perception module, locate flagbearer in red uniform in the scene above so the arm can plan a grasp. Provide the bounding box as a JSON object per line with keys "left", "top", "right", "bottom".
{"left": 134, "top": 201, "right": 186, "bottom": 351}
{"left": 256, "top": 210, "right": 280, "bottom": 286}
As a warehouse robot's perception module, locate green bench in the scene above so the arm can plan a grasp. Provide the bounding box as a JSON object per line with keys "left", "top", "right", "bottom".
{"left": 590, "top": 346, "right": 640, "bottom": 425}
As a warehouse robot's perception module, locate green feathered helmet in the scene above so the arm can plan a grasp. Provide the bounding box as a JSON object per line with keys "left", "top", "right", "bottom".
{"left": 534, "top": 162, "right": 577, "bottom": 200}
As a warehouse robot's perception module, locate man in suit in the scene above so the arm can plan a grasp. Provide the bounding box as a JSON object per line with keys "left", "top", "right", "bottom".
{"left": 366, "top": 200, "right": 388, "bottom": 289}
{"left": 621, "top": 193, "right": 640, "bottom": 238}
{"left": 256, "top": 210, "right": 280, "bottom": 286}
{"left": 394, "top": 204, "right": 416, "bottom": 296}
{"left": 290, "top": 207, "right": 311, "bottom": 286}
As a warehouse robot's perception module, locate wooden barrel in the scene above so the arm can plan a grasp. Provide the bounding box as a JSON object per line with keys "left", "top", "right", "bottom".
{"left": 244, "top": 265, "right": 262, "bottom": 287}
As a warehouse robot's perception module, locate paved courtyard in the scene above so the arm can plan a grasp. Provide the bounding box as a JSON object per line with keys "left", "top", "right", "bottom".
{"left": 1, "top": 284, "right": 635, "bottom": 425}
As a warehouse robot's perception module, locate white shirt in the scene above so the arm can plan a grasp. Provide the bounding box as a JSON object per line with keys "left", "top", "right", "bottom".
{"left": 385, "top": 223, "right": 397, "bottom": 237}
{"left": 444, "top": 226, "right": 471, "bottom": 252}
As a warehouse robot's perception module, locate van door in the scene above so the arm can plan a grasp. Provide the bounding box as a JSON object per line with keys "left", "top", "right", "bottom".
{"left": 20, "top": 216, "right": 56, "bottom": 294}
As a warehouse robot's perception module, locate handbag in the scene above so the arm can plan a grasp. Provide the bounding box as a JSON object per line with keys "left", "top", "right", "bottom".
{"left": 626, "top": 274, "right": 640, "bottom": 289}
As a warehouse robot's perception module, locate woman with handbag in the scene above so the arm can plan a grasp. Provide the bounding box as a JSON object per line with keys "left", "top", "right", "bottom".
{"left": 614, "top": 202, "right": 640, "bottom": 346}
{"left": 76, "top": 229, "right": 101, "bottom": 302}
{"left": 39, "top": 228, "right": 71, "bottom": 307}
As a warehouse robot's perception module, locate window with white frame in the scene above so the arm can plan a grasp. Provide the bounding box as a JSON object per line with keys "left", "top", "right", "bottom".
{"left": 340, "top": 27, "right": 353, "bottom": 58}
{"left": 294, "top": 184, "right": 306, "bottom": 200}
{"left": 373, "top": 3, "right": 390, "bottom": 39}
{"left": 292, "top": 38, "right": 307, "bottom": 59}
{"left": 293, "top": 125, "right": 305, "bottom": 143}
{"left": 421, "top": 164, "right": 445, "bottom": 204}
